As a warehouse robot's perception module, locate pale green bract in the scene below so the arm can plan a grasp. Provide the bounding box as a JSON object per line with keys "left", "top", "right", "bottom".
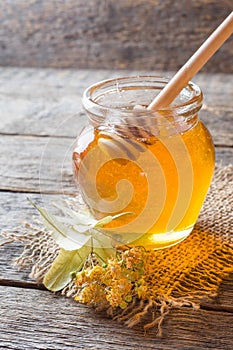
{"left": 29, "top": 199, "right": 131, "bottom": 292}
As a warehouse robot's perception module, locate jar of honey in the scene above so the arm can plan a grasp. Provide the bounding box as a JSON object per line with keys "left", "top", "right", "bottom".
{"left": 73, "top": 76, "right": 215, "bottom": 249}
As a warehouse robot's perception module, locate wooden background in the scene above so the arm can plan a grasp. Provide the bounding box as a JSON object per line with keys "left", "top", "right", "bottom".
{"left": 0, "top": 0, "right": 232, "bottom": 72}
{"left": 0, "top": 1, "right": 233, "bottom": 347}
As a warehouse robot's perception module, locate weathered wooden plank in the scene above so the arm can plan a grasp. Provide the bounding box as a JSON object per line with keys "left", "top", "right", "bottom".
{"left": 0, "top": 192, "right": 233, "bottom": 309}
{"left": 0, "top": 285, "right": 232, "bottom": 349}
{"left": 0, "top": 192, "right": 49, "bottom": 231}
{"left": 0, "top": 67, "right": 140, "bottom": 138}
{"left": 0, "top": 135, "right": 76, "bottom": 194}
{"left": 214, "top": 148, "right": 233, "bottom": 165}
{"left": 0, "top": 192, "right": 56, "bottom": 283}
{"left": 201, "top": 108, "right": 233, "bottom": 147}
{"left": 0, "top": 68, "right": 232, "bottom": 146}
{"left": 0, "top": 134, "right": 232, "bottom": 194}
{"left": 0, "top": 1, "right": 232, "bottom": 72}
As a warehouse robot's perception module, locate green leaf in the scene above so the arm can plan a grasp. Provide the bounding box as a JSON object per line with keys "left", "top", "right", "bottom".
{"left": 94, "top": 246, "right": 116, "bottom": 264}
{"left": 29, "top": 199, "right": 133, "bottom": 250}
{"left": 94, "top": 212, "right": 133, "bottom": 228}
{"left": 53, "top": 202, "right": 98, "bottom": 226}
{"left": 29, "top": 199, "right": 136, "bottom": 290}
{"left": 43, "top": 243, "right": 92, "bottom": 292}
{"left": 29, "top": 199, "right": 90, "bottom": 250}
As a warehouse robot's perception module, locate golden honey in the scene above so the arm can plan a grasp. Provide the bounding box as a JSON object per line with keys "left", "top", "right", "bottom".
{"left": 73, "top": 76, "right": 215, "bottom": 249}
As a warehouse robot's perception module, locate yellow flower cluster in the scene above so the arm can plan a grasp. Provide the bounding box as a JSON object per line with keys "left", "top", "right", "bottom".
{"left": 74, "top": 247, "right": 148, "bottom": 309}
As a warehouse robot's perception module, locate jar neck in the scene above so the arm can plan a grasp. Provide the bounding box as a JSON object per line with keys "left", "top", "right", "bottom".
{"left": 82, "top": 76, "right": 203, "bottom": 135}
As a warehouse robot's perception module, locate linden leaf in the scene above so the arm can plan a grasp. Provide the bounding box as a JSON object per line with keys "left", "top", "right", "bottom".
{"left": 29, "top": 200, "right": 89, "bottom": 250}
{"left": 53, "top": 202, "right": 98, "bottom": 227}
{"left": 94, "top": 246, "right": 116, "bottom": 264}
{"left": 29, "top": 199, "right": 134, "bottom": 291}
{"left": 43, "top": 243, "right": 92, "bottom": 292}
{"left": 94, "top": 212, "right": 132, "bottom": 228}
{"left": 29, "top": 199, "right": 133, "bottom": 251}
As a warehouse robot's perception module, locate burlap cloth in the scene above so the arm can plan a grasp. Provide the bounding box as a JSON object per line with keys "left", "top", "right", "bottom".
{"left": 1, "top": 164, "right": 233, "bottom": 336}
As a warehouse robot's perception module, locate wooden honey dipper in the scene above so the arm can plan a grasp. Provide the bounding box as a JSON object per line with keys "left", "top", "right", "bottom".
{"left": 100, "top": 13, "right": 233, "bottom": 159}
{"left": 148, "top": 12, "right": 233, "bottom": 110}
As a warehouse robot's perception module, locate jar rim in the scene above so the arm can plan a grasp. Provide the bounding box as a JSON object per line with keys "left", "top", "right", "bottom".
{"left": 82, "top": 75, "right": 203, "bottom": 118}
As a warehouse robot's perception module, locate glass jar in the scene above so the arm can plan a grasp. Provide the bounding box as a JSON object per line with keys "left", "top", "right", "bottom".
{"left": 73, "top": 76, "right": 215, "bottom": 249}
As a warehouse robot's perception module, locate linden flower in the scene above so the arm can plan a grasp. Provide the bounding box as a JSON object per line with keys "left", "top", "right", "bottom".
{"left": 135, "top": 279, "right": 148, "bottom": 299}
{"left": 75, "top": 274, "right": 106, "bottom": 305}
{"left": 123, "top": 247, "right": 145, "bottom": 268}
{"left": 75, "top": 270, "right": 88, "bottom": 285}
{"left": 108, "top": 261, "right": 122, "bottom": 278}
{"left": 87, "top": 265, "right": 104, "bottom": 280}
{"left": 105, "top": 278, "right": 132, "bottom": 309}
{"left": 117, "top": 278, "right": 132, "bottom": 293}
{"left": 104, "top": 275, "right": 135, "bottom": 308}
{"left": 74, "top": 247, "right": 149, "bottom": 310}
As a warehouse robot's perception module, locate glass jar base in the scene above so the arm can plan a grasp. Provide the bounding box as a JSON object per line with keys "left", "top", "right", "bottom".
{"left": 130, "top": 226, "right": 194, "bottom": 250}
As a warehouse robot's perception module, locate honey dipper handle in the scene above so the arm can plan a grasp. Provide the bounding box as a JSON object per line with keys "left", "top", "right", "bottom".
{"left": 148, "top": 12, "right": 233, "bottom": 110}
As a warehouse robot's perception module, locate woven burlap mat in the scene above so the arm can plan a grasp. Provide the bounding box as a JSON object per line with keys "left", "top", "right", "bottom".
{"left": 1, "top": 164, "right": 233, "bottom": 335}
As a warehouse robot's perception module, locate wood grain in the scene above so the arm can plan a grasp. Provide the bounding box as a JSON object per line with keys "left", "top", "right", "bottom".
{"left": 0, "top": 285, "right": 233, "bottom": 349}
{"left": 0, "top": 134, "right": 77, "bottom": 194}
{"left": 0, "top": 192, "right": 57, "bottom": 284}
{"left": 0, "top": 68, "right": 232, "bottom": 145}
{"left": 0, "top": 1, "right": 232, "bottom": 72}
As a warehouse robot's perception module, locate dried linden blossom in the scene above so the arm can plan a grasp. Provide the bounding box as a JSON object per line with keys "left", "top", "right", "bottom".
{"left": 74, "top": 247, "right": 148, "bottom": 310}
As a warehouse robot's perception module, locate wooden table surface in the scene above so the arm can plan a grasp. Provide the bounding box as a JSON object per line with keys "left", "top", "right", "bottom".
{"left": 0, "top": 68, "right": 232, "bottom": 349}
